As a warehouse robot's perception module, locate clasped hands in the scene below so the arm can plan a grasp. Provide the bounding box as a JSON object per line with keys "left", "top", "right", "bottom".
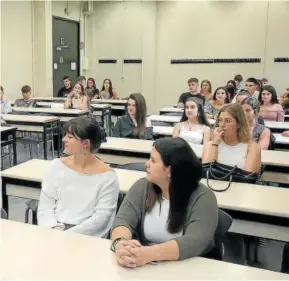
{"left": 115, "top": 239, "right": 151, "bottom": 268}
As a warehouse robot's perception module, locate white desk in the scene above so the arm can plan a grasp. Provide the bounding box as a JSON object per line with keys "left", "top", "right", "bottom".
{"left": 91, "top": 98, "right": 128, "bottom": 112}
{"left": 266, "top": 121, "right": 289, "bottom": 131}
{"left": 36, "top": 102, "right": 64, "bottom": 108}
{"left": 2, "top": 159, "right": 289, "bottom": 243}
{"left": 0, "top": 126, "right": 17, "bottom": 165}
{"left": 149, "top": 115, "right": 215, "bottom": 125}
{"left": 2, "top": 220, "right": 287, "bottom": 280}
{"left": 33, "top": 97, "right": 67, "bottom": 102}
{"left": 2, "top": 114, "right": 61, "bottom": 159}
{"left": 274, "top": 133, "right": 289, "bottom": 145}
{"left": 12, "top": 107, "right": 89, "bottom": 122}
{"left": 159, "top": 107, "right": 183, "bottom": 114}
{"left": 153, "top": 126, "right": 174, "bottom": 136}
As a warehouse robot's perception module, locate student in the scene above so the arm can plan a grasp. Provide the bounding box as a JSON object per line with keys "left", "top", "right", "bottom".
{"left": 64, "top": 83, "right": 89, "bottom": 110}
{"left": 76, "top": 76, "right": 87, "bottom": 90}
{"left": 173, "top": 97, "right": 211, "bottom": 145}
{"left": 99, "top": 78, "right": 119, "bottom": 99}
{"left": 226, "top": 80, "right": 237, "bottom": 101}
{"left": 261, "top": 77, "right": 268, "bottom": 87}
{"left": 0, "top": 86, "right": 12, "bottom": 114}
{"left": 14, "top": 85, "right": 36, "bottom": 107}
{"left": 234, "top": 74, "right": 243, "bottom": 94}
{"left": 245, "top": 77, "right": 259, "bottom": 99}
{"left": 202, "top": 104, "right": 261, "bottom": 173}
{"left": 37, "top": 117, "right": 119, "bottom": 236}
{"left": 86, "top": 77, "right": 99, "bottom": 100}
{"left": 278, "top": 87, "right": 289, "bottom": 114}
{"left": 200, "top": 80, "right": 213, "bottom": 100}
{"left": 177, "top": 78, "right": 205, "bottom": 108}
{"left": 57, "top": 76, "right": 73, "bottom": 97}
{"left": 113, "top": 93, "right": 153, "bottom": 140}
{"left": 241, "top": 97, "right": 271, "bottom": 150}
{"left": 258, "top": 85, "right": 284, "bottom": 122}
{"left": 204, "top": 87, "right": 230, "bottom": 119}
{"left": 111, "top": 137, "right": 218, "bottom": 267}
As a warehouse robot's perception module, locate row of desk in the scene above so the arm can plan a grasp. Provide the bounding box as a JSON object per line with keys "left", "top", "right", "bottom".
{"left": 1, "top": 219, "right": 287, "bottom": 279}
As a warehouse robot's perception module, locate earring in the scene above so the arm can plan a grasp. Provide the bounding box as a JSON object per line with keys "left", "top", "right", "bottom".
{"left": 81, "top": 148, "right": 88, "bottom": 156}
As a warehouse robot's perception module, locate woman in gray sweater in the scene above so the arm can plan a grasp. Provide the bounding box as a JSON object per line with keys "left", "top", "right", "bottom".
{"left": 111, "top": 137, "right": 218, "bottom": 268}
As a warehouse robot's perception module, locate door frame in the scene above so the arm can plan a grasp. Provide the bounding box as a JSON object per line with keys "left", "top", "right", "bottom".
{"left": 52, "top": 16, "right": 81, "bottom": 93}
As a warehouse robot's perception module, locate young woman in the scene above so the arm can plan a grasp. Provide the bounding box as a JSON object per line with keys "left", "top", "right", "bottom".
{"left": 99, "top": 78, "right": 119, "bottom": 100}
{"left": 202, "top": 104, "right": 261, "bottom": 173}
{"left": 200, "top": 80, "right": 213, "bottom": 100}
{"left": 86, "top": 78, "right": 99, "bottom": 100}
{"left": 204, "top": 87, "right": 230, "bottom": 119}
{"left": 64, "top": 83, "right": 89, "bottom": 110}
{"left": 258, "top": 85, "right": 284, "bottom": 122}
{"left": 111, "top": 137, "right": 218, "bottom": 268}
{"left": 173, "top": 98, "right": 211, "bottom": 145}
{"left": 113, "top": 93, "right": 153, "bottom": 140}
{"left": 37, "top": 117, "right": 119, "bottom": 236}
{"left": 241, "top": 97, "right": 271, "bottom": 150}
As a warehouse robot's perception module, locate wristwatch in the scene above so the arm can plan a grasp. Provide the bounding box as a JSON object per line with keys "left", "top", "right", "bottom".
{"left": 111, "top": 237, "right": 127, "bottom": 252}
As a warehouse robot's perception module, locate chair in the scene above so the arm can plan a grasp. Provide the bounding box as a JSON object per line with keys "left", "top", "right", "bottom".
{"left": 116, "top": 162, "right": 146, "bottom": 172}
{"left": 205, "top": 209, "right": 233, "bottom": 261}
{"left": 281, "top": 242, "right": 289, "bottom": 273}
{"left": 24, "top": 199, "right": 39, "bottom": 224}
{"left": 1, "top": 208, "right": 8, "bottom": 219}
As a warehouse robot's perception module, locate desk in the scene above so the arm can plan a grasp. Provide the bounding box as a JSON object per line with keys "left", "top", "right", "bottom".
{"left": 153, "top": 126, "right": 174, "bottom": 136}
{"left": 159, "top": 107, "right": 183, "bottom": 115}
{"left": 91, "top": 104, "right": 112, "bottom": 135}
{"left": 0, "top": 126, "right": 17, "bottom": 165}
{"left": 2, "top": 220, "right": 287, "bottom": 280}
{"left": 265, "top": 121, "right": 289, "bottom": 132}
{"left": 12, "top": 107, "right": 89, "bottom": 122}
{"left": 2, "top": 114, "right": 61, "bottom": 159}
{"left": 2, "top": 159, "right": 289, "bottom": 243}
{"left": 36, "top": 102, "right": 64, "bottom": 108}
{"left": 91, "top": 99, "right": 128, "bottom": 116}
{"left": 149, "top": 115, "right": 215, "bottom": 126}
{"left": 33, "top": 97, "right": 67, "bottom": 102}
{"left": 285, "top": 114, "right": 289, "bottom": 121}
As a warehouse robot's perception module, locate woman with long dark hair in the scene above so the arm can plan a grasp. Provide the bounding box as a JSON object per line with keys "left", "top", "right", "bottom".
{"left": 86, "top": 77, "right": 99, "bottom": 100}
{"left": 173, "top": 97, "right": 211, "bottom": 145}
{"left": 111, "top": 137, "right": 218, "bottom": 268}
{"left": 99, "top": 78, "right": 119, "bottom": 99}
{"left": 200, "top": 80, "right": 213, "bottom": 100}
{"left": 113, "top": 93, "right": 153, "bottom": 140}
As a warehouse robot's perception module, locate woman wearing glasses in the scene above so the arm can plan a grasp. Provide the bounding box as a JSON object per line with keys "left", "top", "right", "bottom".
{"left": 202, "top": 104, "right": 261, "bottom": 173}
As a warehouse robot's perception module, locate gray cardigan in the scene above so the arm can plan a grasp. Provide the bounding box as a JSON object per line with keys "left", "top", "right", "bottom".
{"left": 112, "top": 178, "right": 218, "bottom": 261}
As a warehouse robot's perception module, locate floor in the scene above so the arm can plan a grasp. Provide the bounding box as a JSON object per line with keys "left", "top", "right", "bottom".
{"left": 1, "top": 137, "right": 287, "bottom": 273}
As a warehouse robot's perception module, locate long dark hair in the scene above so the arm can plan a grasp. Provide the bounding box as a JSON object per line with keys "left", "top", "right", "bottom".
{"left": 259, "top": 85, "right": 279, "bottom": 105}
{"left": 101, "top": 78, "right": 113, "bottom": 98}
{"left": 201, "top": 80, "right": 212, "bottom": 93}
{"left": 146, "top": 137, "right": 202, "bottom": 233}
{"left": 87, "top": 78, "right": 96, "bottom": 89}
{"left": 180, "top": 97, "right": 210, "bottom": 126}
{"left": 213, "top": 87, "right": 230, "bottom": 104}
{"left": 128, "top": 93, "right": 147, "bottom": 138}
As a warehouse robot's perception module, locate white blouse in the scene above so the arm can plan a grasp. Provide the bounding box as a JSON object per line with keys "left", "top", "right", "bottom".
{"left": 37, "top": 158, "right": 119, "bottom": 236}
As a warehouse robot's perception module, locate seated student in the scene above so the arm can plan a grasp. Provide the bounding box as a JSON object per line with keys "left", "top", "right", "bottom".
{"left": 278, "top": 87, "right": 289, "bottom": 114}
{"left": 200, "top": 80, "right": 213, "bottom": 100}
{"left": 0, "top": 86, "right": 12, "bottom": 114}
{"left": 37, "top": 117, "right": 119, "bottom": 236}
{"left": 177, "top": 77, "right": 205, "bottom": 108}
{"left": 86, "top": 77, "right": 99, "bottom": 100}
{"left": 226, "top": 80, "right": 237, "bottom": 101}
{"left": 14, "top": 85, "right": 36, "bottom": 107}
{"left": 113, "top": 93, "right": 153, "bottom": 140}
{"left": 234, "top": 74, "right": 243, "bottom": 94}
{"left": 241, "top": 97, "right": 271, "bottom": 150}
{"left": 258, "top": 85, "right": 284, "bottom": 122}
{"left": 76, "top": 76, "right": 87, "bottom": 90}
{"left": 99, "top": 78, "right": 119, "bottom": 99}
{"left": 173, "top": 97, "right": 211, "bottom": 145}
{"left": 204, "top": 87, "right": 230, "bottom": 119}
{"left": 202, "top": 104, "right": 261, "bottom": 173}
{"left": 110, "top": 137, "right": 218, "bottom": 267}
{"left": 57, "top": 76, "right": 73, "bottom": 97}
{"left": 261, "top": 77, "right": 268, "bottom": 87}
{"left": 64, "top": 83, "right": 89, "bottom": 110}
{"left": 245, "top": 77, "right": 260, "bottom": 99}
{"left": 282, "top": 131, "right": 289, "bottom": 137}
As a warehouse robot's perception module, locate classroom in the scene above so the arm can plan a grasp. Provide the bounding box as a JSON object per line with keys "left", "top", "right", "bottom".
{"left": 1, "top": 0, "right": 289, "bottom": 279}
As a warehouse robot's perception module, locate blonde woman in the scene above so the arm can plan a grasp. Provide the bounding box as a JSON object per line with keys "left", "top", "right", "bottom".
{"left": 64, "top": 83, "right": 89, "bottom": 110}
{"left": 202, "top": 104, "right": 261, "bottom": 173}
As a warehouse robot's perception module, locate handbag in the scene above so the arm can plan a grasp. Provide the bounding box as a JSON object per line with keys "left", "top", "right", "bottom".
{"left": 202, "top": 161, "right": 258, "bottom": 192}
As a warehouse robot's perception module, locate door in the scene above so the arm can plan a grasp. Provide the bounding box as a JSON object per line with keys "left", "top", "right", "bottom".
{"left": 52, "top": 17, "right": 80, "bottom": 96}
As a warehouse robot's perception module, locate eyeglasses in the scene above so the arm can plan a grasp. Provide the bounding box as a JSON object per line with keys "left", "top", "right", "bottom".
{"left": 217, "top": 118, "right": 235, "bottom": 124}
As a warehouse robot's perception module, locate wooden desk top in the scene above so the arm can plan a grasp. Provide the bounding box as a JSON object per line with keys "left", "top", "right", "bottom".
{"left": 2, "top": 114, "right": 60, "bottom": 123}
{"left": 91, "top": 99, "right": 128, "bottom": 104}
{"left": 0, "top": 126, "right": 17, "bottom": 133}
{"left": 2, "top": 159, "right": 289, "bottom": 218}
{"left": 12, "top": 107, "right": 89, "bottom": 115}
{"left": 1, "top": 220, "right": 287, "bottom": 280}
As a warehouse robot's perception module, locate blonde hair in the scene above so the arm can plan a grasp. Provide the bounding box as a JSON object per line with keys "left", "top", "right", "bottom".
{"left": 215, "top": 104, "right": 251, "bottom": 143}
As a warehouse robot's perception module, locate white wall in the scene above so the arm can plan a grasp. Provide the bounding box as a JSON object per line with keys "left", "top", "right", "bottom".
{"left": 1, "top": 0, "right": 33, "bottom": 101}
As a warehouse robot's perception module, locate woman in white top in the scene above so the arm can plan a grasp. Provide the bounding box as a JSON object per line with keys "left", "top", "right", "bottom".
{"left": 99, "top": 78, "right": 119, "bottom": 100}
{"left": 173, "top": 97, "right": 211, "bottom": 145}
{"left": 64, "top": 82, "right": 89, "bottom": 110}
{"left": 37, "top": 117, "right": 119, "bottom": 236}
{"left": 202, "top": 104, "right": 261, "bottom": 173}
